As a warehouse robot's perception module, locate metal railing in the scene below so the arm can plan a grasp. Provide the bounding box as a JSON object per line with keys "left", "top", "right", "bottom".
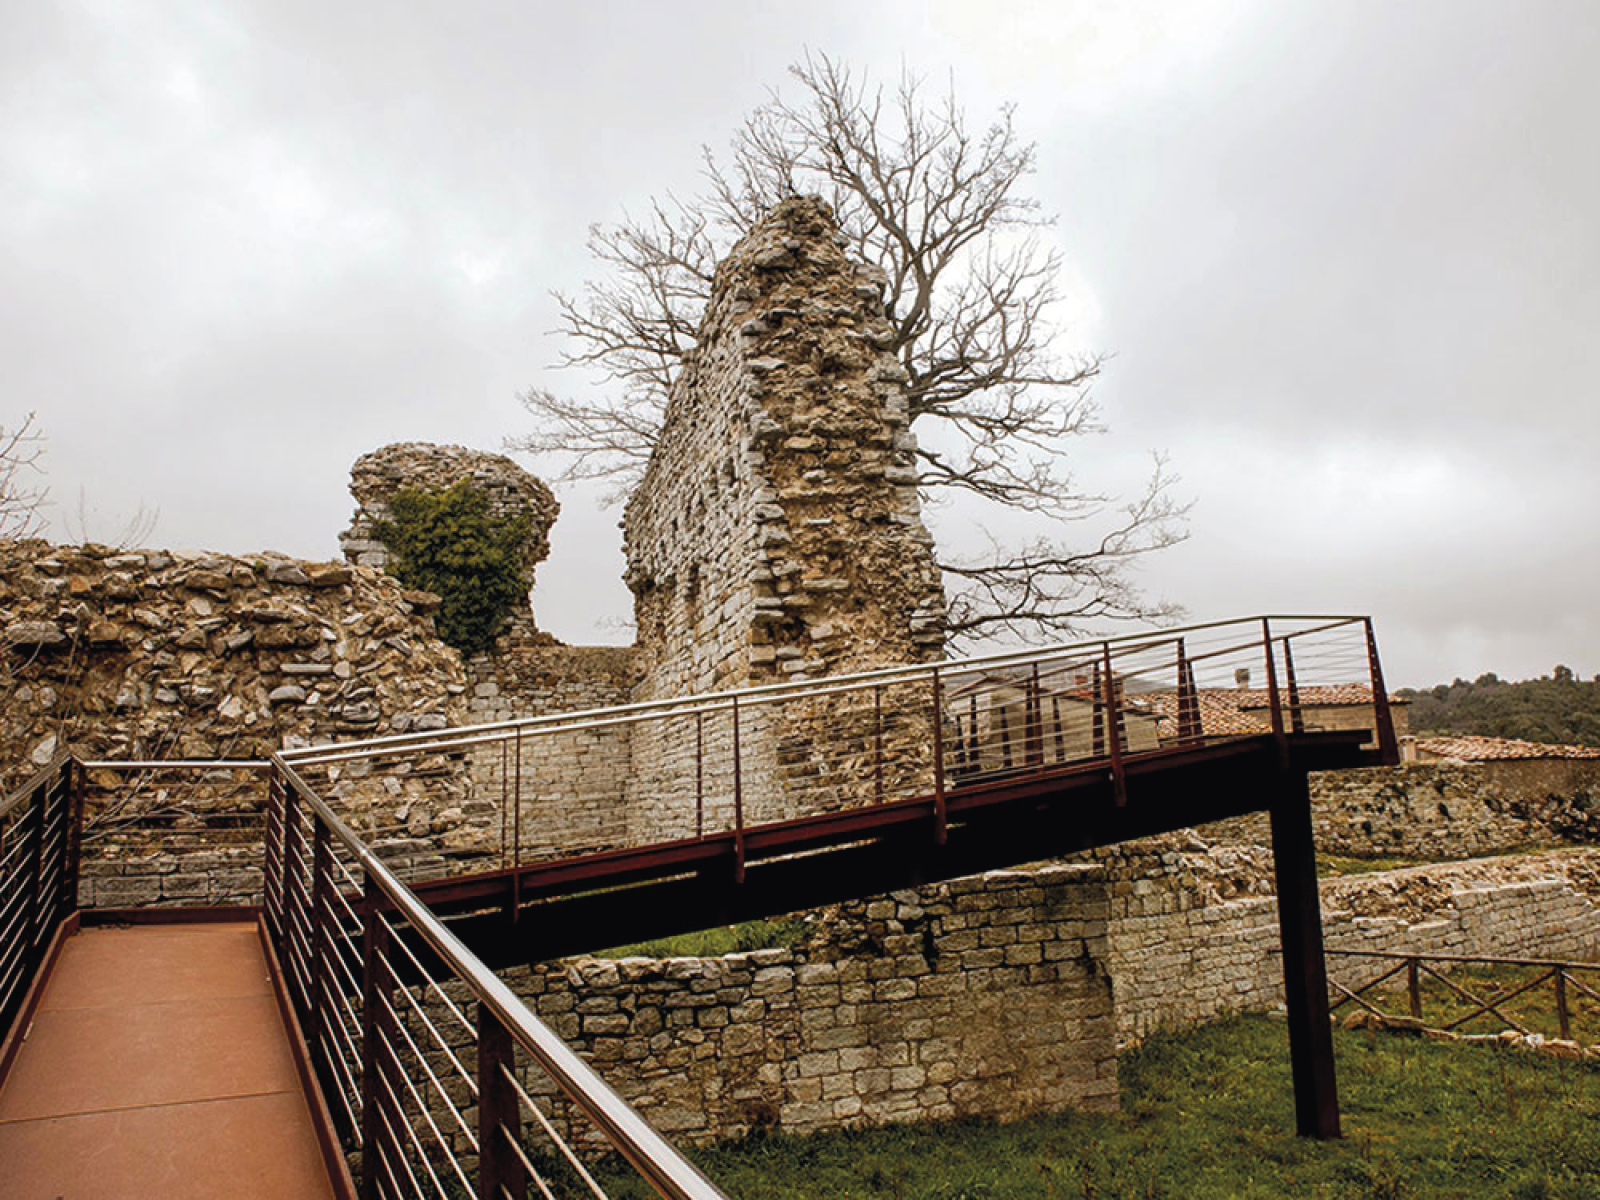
{"left": 281, "top": 615, "right": 1399, "bottom": 874}
{"left": 0, "top": 754, "right": 81, "bottom": 1041}
{"left": 264, "top": 757, "right": 727, "bottom": 1200}
{"left": 1328, "top": 950, "right": 1600, "bottom": 1043}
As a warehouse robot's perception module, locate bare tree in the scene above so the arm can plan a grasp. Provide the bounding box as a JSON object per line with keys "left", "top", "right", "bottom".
{"left": 514, "top": 52, "right": 1186, "bottom": 641}
{"left": 0, "top": 412, "right": 48, "bottom": 542}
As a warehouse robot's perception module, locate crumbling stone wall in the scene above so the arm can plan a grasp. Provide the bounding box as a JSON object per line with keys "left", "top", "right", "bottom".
{"left": 0, "top": 538, "right": 486, "bottom": 903}
{"left": 623, "top": 196, "right": 944, "bottom": 700}
{"left": 615, "top": 198, "right": 947, "bottom": 836}
{"left": 340, "top": 441, "right": 560, "bottom": 644}
{"left": 1198, "top": 760, "right": 1600, "bottom": 860}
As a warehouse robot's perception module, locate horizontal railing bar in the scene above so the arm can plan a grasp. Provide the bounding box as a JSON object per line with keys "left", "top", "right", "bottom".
{"left": 78, "top": 759, "right": 274, "bottom": 771}
{"left": 281, "top": 615, "right": 1370, "bottom": 764}
{"left": 504, "top": 1064, "right": 611, "bottom": 1200}
{"left": 375, "top": 1026, "right": 476, "bottom": 1196}
{"left": 273, "top": 758, "right": 728, "bottom": 1200}
{"left": 1327, "top": 950, "right": 1600, "bottom": 971}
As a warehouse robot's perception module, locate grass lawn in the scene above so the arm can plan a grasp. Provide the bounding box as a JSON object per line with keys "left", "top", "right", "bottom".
{"left": 591, "top": 1014, "right": 1600, "bottom": 1198}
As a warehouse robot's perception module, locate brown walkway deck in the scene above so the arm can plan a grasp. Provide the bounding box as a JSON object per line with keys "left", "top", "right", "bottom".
{"left": 0, "top": 922, "right": 338, "bottom": 1200}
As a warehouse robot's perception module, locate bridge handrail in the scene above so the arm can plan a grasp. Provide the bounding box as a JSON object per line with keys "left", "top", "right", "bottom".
{"left": 269, "top": 755, "right": 728, "bottom": 1200}
{"left": 0, "top": 753, "right": 79, "bottom": 1053}
{"left": 282, "top": 614, "right": 1379, "bottom": 766}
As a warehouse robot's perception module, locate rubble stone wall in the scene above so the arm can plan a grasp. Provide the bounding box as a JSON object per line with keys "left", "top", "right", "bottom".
{"left": 1200, "top": 761, "right": 1600, "bottom": 860}
{"left": 622, "top": 196, "right": 945, "bottom": 701}
{"left": 340, "top": 441, "right": 559, "bottom": 643}
{"left": 0, "top": 538, "right": 484, "bottom": 904}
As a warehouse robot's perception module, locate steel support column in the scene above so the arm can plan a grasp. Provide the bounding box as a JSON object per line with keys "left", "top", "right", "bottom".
{"left": 1269, "top": 766, "right": 1340, "bottom": 1139}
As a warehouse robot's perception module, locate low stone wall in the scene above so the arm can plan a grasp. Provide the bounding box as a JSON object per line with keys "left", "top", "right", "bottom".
{"left": 1198, "top": 760, "right": 1600, "bottom": 861}
{"left": 435, "top": 865, "right": 1116, "bottom": 1151}
{"left": 1104, "top": 843, "right": 1600, "bottom": 1042}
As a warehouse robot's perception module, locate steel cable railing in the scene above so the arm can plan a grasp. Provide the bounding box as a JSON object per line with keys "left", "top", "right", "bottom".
{"left": 0, "top": 755, "right": 80, "bottom": 1043}
{"left": 282, "top": 615, "right": 1400, "bottom": 877}
{"left": 264, "top": 758, "right": 727, "bottom": 1200}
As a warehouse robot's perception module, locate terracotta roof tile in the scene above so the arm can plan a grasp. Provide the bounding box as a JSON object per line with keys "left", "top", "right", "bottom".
{"left": 1416, "top": 735, "right": 1600, "bottom": 762}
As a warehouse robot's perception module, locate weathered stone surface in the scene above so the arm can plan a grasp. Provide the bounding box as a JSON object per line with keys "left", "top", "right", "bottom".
{"left": 0, "top": 538, "right": 487, "bottom": 898}
{"left": 339, "top": 441, "right": 558, "bottom": 643}
{"left": 5, "top": 619, "right": 68, "bottom": 649}
{"left": 623, "top": 196, "right": 944, "bottom": 701}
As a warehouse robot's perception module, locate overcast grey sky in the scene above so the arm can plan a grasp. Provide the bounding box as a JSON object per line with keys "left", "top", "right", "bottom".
{"left": 4, "top": 1, "right": 1596, "bottom": 688}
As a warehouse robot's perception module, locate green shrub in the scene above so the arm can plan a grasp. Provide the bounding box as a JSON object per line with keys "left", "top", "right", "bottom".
{"left": 372, "top": 481, "right": 532, "bottom": 657}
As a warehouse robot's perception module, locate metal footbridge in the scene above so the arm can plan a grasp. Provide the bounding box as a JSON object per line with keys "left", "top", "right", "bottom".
{"left": 0, "top": 616, "right": 1399, "bottom": 1196}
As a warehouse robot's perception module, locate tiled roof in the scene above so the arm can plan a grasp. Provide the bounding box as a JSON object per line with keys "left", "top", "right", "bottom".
{"left": 1416, "top": 735, "right": 1600, "bottom": 762}
{"left": 1143, "top": 686, "right": 1397, "bottom": 738}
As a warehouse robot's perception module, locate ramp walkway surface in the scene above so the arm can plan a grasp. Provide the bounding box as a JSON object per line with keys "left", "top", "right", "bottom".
{"left": 0, "top": 922, "right": 337, "bottom": 1200}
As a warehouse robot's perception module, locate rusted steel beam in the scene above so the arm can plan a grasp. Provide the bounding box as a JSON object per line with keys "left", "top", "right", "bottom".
{"left": 1101, "top": 643, "right": 1127, "bottom": 808}
{"left": 477, "top": 1002, "right": 526, "bottom": 1200}
{"left": 1282, "top": 638, "right": 1305, "bottom": 735}
{"left": 1269, "top": 768, "right": 1340, "bottom": 1139}
{"left": 1262, "top": 618, "right": 1286, "bottom": 740}
{"left": 1364, "top": 618, "right": 1400, "bottom": 765}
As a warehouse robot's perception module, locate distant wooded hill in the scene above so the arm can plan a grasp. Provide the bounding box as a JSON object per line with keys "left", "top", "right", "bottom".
{"left": 1398, "top": 667, "right": 1600, "bottom": 746}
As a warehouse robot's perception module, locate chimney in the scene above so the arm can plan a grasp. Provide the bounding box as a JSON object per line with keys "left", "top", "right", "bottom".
{"left": 1234, "top": 668, "right": 1251, "bottom": 690}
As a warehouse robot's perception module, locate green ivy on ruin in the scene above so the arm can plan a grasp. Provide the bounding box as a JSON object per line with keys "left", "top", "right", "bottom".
{"left": 372, "top": 481, "right": 532, "bottom": 658}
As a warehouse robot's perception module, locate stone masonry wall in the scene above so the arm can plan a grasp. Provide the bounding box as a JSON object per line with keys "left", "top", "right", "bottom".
{"left": 1200, "top": 760, "right": 1600, "bottom": 860}
{"left": 622, "top": 196, "right": 944, "bottom": 701}
{"left": 618, "top": 197, "right": 946, "bottom": 839}
{"left": 465, "top": 644, "right": 644, "bottom": 859}
{"left": 0, "top": 538, "right": 485, "bottom": 906}
{"left": 340, "top": 441, "right": 560, "bottom": 644}
{"left": 1101, "top": 840, "right": 1600, "bottom": 1043}
{"left": 420, "top": 865, "right": 1115, "bottom": 1155}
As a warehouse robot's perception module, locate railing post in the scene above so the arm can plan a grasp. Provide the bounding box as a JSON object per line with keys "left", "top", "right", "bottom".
{"left": 361, "top": 883, "right": 397, "bottom": 1200}
{"left": 872, "top": 686, "right": 885, "bottom": 804}
{"left": 512, "top": 728, "right": 523, "bottom": 870}
{"left": 62, "top": 758, "right": 85, "bottom": 915}
{"left": 1091, "top": 661, "right": 1105, "bottom": 758}
{"left": 696, "top": 710, "right": 706, "bottom": 834}
{"left": 477, "top": 1002, "right": 527, "bottom": 1200}
{"left": 931, "top": 666, "right": 948, "bottom": 844}
{"left": 1262, "top": 618, "right": 1285, "bottom": 739}
{"left": 310, "top": 822, "right": 331, "bottom": 1054}
{"left": 1025, "top": 664, "right": 1043, "bottom": 769}
{"left": 731, "top": 696, "right": 746, "bottom": 882}
{"left": 1363, "top": 618, "right": 1400, "bottom": 765}
{"left": 280, "top": 776, "right": 302, "bottom": 962}
{"left": 1176, "top": 638, "right": 1202, "bottom": 745}
{"left": 1556, "top": 970, "right": 1572, "bottom": 1042}
{"left": 1101, "top": 644, "right": 1127, "bottom": 807}
{"left": 1407, "top": 958, "right": 1421, "bottom": 1019}
{"left": 1282, "top": 637, "right": 1305, "bottom": 734}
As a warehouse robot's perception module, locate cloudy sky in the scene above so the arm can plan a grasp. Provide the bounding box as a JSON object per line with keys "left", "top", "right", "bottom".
{"left": 4, "top": 1, "right": 1595, "bottom": 688}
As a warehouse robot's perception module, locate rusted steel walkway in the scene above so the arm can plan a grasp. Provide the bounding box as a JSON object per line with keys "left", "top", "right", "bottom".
{"left": 0, "top": 922, "right": 339, "bottom": 1200}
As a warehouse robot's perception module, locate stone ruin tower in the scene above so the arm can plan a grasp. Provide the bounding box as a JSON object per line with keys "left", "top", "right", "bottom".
{"left": 340, "top": 442, "right": 560, "bottom": 649}
{"left": 623, "top": 196, "right": 946, "bottom": 699}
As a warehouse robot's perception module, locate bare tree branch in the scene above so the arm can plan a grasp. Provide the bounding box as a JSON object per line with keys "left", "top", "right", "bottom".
{"left": 512, "top": 52, "right": 1188, "bottom": 641}
{"left": 0, "top": 412, "right": 48, "bottom": 542}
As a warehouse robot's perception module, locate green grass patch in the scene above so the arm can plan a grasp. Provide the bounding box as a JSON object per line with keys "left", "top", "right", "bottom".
{"left": 592, "top": 1014, "right": 1600, "bottom": 1198}
{"left": 589, "top": 917, "right": 810, "bottom": 960}
{"left": 1336, "top": 960, "right": 1600, "bottom": 1044}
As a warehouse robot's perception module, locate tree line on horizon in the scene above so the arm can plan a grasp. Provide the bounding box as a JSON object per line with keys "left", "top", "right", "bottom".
{"left": 1398, "top": 666, "right": 1600, "bottom": 747}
